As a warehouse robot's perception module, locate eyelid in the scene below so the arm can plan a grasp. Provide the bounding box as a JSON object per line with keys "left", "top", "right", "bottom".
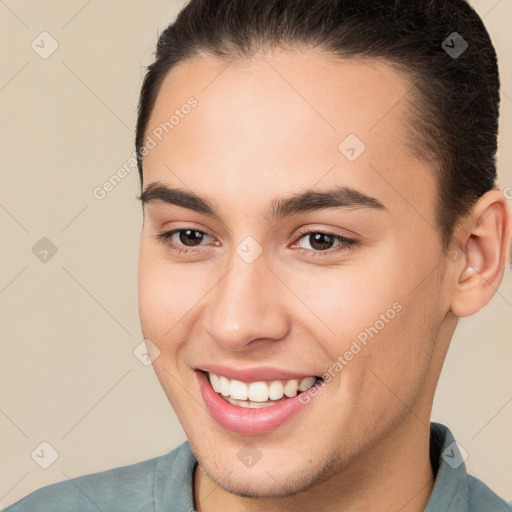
{"left": 155, "top": 227, "right": 216, "bottom": 250}
{"left": 155, "top": 225, "right": 359, "bottom": 257}
{"left": 292, "top": 224, "right": 357, "bottom": 241}
{"left": 290, "top": 228, "right": 359, "bottom": 257}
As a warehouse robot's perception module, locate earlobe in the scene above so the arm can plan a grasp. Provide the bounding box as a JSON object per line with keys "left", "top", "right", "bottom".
{"left": 450, "top": 190, "right": 512, "bottom": 318}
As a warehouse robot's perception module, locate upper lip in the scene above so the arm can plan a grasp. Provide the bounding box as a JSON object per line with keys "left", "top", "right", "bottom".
{"left": 196, "top": 364, "right": 320, "bottom": 382}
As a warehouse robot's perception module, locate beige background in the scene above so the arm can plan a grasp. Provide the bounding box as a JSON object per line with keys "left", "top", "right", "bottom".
{"left": 1, "top": 0, "right": 511, "bottom": 508}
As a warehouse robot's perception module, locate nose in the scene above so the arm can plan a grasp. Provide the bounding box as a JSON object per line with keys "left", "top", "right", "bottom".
{"left": 203, "top": 253, "right": 290, "bottom": 352}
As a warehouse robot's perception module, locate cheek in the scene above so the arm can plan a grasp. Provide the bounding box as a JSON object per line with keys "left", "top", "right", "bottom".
{"left": 137, "top": 239, "right": 196, "bottom": 323}
{"left": 287, "top": 263, "right": 402, "bottom": 346}
{"left": 138, "top": 242, "right": 186, "bottom": 343}
{"left": 344, "top": 280, "right": 440, "bottom": 416}
{"left": 291, "top": 254, "right": 440, "bottom": 401}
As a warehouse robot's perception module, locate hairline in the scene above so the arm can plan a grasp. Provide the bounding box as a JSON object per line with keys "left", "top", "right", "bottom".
{"left": 138, "top": 48, "right": 460, "bottom": 252}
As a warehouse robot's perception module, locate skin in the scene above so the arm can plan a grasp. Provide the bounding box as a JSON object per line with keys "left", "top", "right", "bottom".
{"left": 137, "top": 49, "right": 512, "bottom": 512}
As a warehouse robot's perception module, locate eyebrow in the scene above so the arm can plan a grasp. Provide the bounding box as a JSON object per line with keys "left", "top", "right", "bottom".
{"left": 137, "top": 181, "right": 387, "bottom": 222}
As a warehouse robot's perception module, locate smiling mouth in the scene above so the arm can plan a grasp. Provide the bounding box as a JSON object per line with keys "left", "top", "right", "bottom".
{"left": 205, "top": 371, "right": 323, "bottom": 408}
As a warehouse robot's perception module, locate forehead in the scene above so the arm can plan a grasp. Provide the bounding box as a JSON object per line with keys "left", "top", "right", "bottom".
{"left": 148, "top": 50, "right": 413, "bottom": 146}
{"left": 142, "top": 50, "right": 436, "bottom": 225}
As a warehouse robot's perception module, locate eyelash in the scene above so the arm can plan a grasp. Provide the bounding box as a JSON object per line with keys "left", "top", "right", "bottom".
{"left": 155, "top": 227, "right": 359, "bottom": 258}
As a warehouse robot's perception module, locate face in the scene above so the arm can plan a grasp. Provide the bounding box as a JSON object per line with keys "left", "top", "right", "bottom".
{"left": 137, "top": 50, "right": 452, "bottom": 498}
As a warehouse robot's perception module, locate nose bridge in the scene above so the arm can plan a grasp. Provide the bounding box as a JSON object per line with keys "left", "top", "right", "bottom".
{"left": 204, "top": 248, "right": 289, "bottom": 351}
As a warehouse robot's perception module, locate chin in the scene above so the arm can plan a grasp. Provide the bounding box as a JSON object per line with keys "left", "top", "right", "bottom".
{"left": 204, "top": 465, "right": 314, "bottom": 499}
{"left": 194, "top": 440, "right": 343, "bottom": 500}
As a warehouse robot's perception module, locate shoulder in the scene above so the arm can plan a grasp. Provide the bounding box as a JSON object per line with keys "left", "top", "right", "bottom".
{"left": 3, "top": 441, "right": 193, "bottom": 512}
{"left": 466, "top": 475, "right": 511, "bottom": 512}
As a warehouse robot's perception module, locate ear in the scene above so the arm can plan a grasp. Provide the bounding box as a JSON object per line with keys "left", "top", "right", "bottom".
{"left": 450, "top": 189, "right": 512, "bottom": 318}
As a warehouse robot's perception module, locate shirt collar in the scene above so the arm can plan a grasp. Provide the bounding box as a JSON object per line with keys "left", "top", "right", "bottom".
{"left": 424, "top": 422, "right": 471, "bottom": 511}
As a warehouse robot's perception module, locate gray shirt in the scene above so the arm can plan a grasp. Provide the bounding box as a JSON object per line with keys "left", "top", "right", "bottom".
{"left": 4, "top": 422, "right": 510, "bottom": 511}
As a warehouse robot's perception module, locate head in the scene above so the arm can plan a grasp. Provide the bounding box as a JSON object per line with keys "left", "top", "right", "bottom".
{"left": 135, "top": 0, "right": 511, "bottom": 501}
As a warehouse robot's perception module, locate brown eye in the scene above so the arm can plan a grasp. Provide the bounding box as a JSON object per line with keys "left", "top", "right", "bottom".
{"left": 177, "top": 229, "right": 207, "bottom": 247}
{"left": 156, "top": 228, "right": 215, "bottom": 253}
{"left": 295, "top": 231, "right": 354, "bottom": 252}
{"left": 303, "top": 233, "right": 336, "bottom": 251}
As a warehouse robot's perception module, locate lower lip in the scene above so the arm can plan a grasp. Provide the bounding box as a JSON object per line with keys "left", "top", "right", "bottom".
{"left": 195, "top": 370, "right": 319, "bottom": 435}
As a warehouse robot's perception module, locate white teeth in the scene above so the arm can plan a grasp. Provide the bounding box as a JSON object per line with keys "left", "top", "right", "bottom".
{"left": 209, "top": 373, "right": 221, "bottom": 393}
{"left": 219, "top": 375, "right": 230, "bottom": 396}
{"left": 283, "top": 379, "right": 299, "bottom": 397}
{"left": 268, "top": 380, "right": 284, "bottom": 400}
{"left": 298, "top": 376, "right": 317, "bottom": 392}
{"left": 230, "top": 380, "right": 247, "bottom": 400}
{"left": 225, "top": 396, "right": 276, "bottom": 408}
{"left": 207, "top": 372, "right": 318, "bottom": 403}
{"left": 248, "top": 382, "right": 269, "bottom": 402}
